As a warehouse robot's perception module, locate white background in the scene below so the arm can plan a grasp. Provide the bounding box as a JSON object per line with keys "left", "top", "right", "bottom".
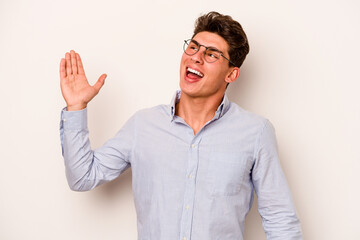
{"left": 0, "top": 0, "right": 359, "bottom": 239}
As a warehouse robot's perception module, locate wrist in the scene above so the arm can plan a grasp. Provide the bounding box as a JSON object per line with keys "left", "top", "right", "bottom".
{"left": 66, "top": 104, "right": 87, "bottom": 111}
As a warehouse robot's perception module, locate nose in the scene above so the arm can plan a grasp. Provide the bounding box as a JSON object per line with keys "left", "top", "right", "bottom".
{"left": 190, "top": 46, "right": 205, "bottom": 64}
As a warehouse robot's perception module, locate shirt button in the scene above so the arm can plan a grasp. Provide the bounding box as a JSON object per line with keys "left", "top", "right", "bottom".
{"left": 183, "top": 237, "right": 187, "bottom": 240}
{"left": 185, "top": 205, "right": 190, "bottom": 210}
{"left": 191, "top": 144, "right": 196, "bottom": 148}
{"left": 189, "top": 174, "right": 193, "bottom": 179}
{"left": 63, "top": 118, "right": 66, "bottom": 122}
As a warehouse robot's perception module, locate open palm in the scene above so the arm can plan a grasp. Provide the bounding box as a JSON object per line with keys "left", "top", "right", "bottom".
{"left": 60, "top": 50, "right": 107, "bottom": 111}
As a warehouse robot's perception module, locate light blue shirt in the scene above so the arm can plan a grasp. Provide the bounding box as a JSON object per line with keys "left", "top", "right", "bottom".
{"left": 60, "top": 91, "right": 302, "bottom": 240}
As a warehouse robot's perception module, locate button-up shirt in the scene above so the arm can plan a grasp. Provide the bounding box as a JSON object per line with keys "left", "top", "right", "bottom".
{"left": 60, "top": 91, "right": 302, "bottom": 240}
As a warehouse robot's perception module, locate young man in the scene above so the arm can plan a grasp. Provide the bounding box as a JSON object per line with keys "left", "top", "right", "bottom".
{"left": 60, "top": 12, "right": 302, "bottom": 240}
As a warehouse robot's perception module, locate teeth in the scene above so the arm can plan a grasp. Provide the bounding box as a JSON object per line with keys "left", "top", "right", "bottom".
{"left": 187, "top": 67, "right": 204, "bottom": 77}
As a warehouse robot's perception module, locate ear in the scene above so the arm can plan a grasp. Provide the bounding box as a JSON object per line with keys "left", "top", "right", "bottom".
{"left": 225, "top": 67, "right": 240, "bottom": 84}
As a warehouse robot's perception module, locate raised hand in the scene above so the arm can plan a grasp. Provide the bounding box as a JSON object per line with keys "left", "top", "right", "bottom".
{"left": 60, "top": 50, "right": 107, "bottom": 111}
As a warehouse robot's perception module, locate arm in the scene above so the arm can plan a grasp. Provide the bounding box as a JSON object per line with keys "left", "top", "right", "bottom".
{"left": 59, "top": 50, "right": 131, "bottom": 191}
{"left": 252, "top": 120, "right": 302, "bottom": 239}
{"left": 60, "top": 108, "right": 132, "bottom": 191}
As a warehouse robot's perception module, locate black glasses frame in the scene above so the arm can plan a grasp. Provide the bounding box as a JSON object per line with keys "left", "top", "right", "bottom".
{"left": 183, "top": 39, "right": 237, "bottom": 67}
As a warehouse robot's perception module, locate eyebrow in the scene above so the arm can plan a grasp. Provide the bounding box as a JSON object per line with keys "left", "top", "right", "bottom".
{"left": 191, "top": 39, "right": 223, "bottom": 53}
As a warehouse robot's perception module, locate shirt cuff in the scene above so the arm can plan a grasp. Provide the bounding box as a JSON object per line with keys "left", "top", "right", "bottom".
{"left": 60, "top": 107, "right": 88, "bottom": 130}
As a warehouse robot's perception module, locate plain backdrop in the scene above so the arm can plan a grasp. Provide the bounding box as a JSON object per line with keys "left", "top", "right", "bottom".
{"left": 0, "top": 0, "right": 359, "bottom": 239}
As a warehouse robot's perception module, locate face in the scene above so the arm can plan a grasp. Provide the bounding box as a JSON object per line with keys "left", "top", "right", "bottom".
{"left": 179, "top": 31, "right": 238, "bottom": 100}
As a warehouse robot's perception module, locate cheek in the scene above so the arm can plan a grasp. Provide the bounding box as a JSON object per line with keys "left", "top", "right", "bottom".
{"left": 180, "top": 54, "right": 189, "bottom": 76}
{"left": 180, "top": 53, "right": 187, "bottom": 64}
{"left": 180, "top": 54, "right": 185, "bottom": 69}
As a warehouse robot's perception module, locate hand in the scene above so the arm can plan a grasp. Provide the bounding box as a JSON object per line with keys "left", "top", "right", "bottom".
{"left": 60, "top": 50, "right": 107, "bottom": 111}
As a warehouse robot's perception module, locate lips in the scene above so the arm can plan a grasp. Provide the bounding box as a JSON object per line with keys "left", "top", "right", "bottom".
{"left": 185, "top": 67, "right": 204, "bottom": 82}
{"left": 187, "top": 67, "right": 204, "bottom": 77}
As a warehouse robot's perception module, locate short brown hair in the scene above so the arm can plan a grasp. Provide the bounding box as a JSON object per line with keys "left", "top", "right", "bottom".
{"left": 192, "top": 11, "right": 250, "bottom": 68}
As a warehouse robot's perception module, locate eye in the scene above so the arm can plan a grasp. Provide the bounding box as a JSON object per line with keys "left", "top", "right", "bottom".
{"left": 188, "top": 42, "right": 199, "bottom": 51}
{"left": 208, "top": 53, "right": 216, "bottom": 58}
{"left": 206, "top": 49, "right": 220, "bottom": 59}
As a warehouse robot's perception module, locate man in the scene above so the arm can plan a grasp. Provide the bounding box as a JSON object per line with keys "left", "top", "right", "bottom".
{"left": 60, "top": 11, "right": 302, "bottom": 240}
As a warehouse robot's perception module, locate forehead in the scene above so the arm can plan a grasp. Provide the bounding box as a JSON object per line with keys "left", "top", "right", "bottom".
{"left": 192, "top": 31, "right": 229, "bottom": 53}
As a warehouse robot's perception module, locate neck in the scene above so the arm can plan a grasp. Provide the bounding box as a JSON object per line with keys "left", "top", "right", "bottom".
{"left": 176, "top": 92, "right": 224, "bottom": 135}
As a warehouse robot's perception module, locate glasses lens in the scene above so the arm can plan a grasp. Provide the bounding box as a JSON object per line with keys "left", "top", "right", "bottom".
{"left": 204, "top": 48, "right": 221, "bottom": 63}
{"left": 184, "top": 40, "right": 198, "bottom": 56}
{"left": 183, "top": 39, "right": 223, "bottom": 64}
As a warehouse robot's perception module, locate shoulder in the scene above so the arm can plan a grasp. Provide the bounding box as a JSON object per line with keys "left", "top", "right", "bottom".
{"left": 130, "top": 104, "right": 171, "bottom": 124}
{"left": 134, "top": 104, "right": 169, "bottom": 117}
{"left": 225, "top": 101, "right": 269, "bottom": 128}
{"left": 226, "top": 102, "right": 278, "bottom": 145}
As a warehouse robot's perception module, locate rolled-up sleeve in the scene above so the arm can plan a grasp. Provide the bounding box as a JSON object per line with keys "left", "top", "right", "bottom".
{"left": 59, "top": 108, "right": 132, "bottom": 191}
{"left": 252, "top": 120, "right": 303, "bottom": 239}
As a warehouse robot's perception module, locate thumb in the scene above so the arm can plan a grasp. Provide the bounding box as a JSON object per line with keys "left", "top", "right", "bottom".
{"left": 93, "top": 74, "right": 107, "bottom": 93}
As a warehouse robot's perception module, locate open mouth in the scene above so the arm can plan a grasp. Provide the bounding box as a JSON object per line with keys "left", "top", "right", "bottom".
{"left": 186, "top": 67, "right": 204, "bottom": 80}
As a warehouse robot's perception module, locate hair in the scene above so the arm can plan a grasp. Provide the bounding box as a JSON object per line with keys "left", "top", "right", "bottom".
{"left": 192, "top": 11, "right": 250, "bottom": 68}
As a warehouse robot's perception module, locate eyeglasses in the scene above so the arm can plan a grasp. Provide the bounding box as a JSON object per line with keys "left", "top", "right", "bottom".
{"left": 183, "top": 39, "right": 236, "bottom": 67}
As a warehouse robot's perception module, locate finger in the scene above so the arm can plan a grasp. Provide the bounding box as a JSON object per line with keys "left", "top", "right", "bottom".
{"left": 76, "top": 53, "right": 85, "bottom": 75}
{"left": 60, "top": 58, "right": 66, "bottom": 79}
{"left": 70, "top": 50, "right": 78, "bottom": 75}
{"left": 93, "top": 74, "right": 107, "bottom": 93}
{"left": 65, "top": 52, "right": 72, "bottom": 76}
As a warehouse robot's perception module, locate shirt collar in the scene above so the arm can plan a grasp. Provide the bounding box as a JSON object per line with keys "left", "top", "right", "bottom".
{"left": 169, "top": 90, "right": 230, "bottom": 121}
{"left": 170, "top": 90, "right": 181, "bottom": 120}
{"left": 215, "top": 93, "right": 230, "bottom": 119}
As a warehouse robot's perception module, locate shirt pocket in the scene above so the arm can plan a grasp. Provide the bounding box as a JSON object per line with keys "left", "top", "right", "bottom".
{"left": 206, "top": 153, "right": 249, "bottom": 196}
